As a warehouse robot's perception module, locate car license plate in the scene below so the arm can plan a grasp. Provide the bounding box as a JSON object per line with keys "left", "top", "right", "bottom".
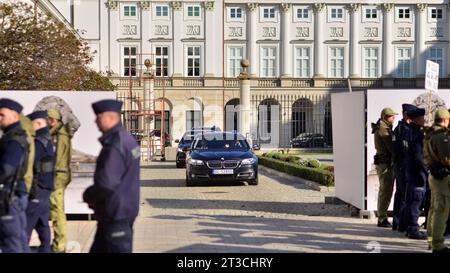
{"left": 212, "top": 169, "right": 234, "bottom": 175}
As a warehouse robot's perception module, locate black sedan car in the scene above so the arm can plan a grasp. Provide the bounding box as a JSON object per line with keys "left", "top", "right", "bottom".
{"left": 290, "top": 133, "right": 326, "bottom": 148}
{"left": 185, "top": 131, "right": 258, "bottom": 186}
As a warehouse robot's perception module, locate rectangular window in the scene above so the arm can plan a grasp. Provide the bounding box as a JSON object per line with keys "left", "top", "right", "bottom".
{"left": 155, "top": 110, "right": 170, "bottom": 136}
{"left": 263, "top": 8, "right": 276, "bottom": 19}
{"left": 398, "top": 8, "right": 410, "bottom": 19}
{"left": 186, "top": 110, "right": 202, "bottom": 130}
{"left": 155, "top": 6, "right": 169, "bottom": 17}
{"left": 228, "top": 47, "right": 244, "bottom": 77}
{"left": 230, "top": 7, "right": 242, "bottom": 19}
{"left": 124, "top": 5, "right": 137, "bottom": 17}
{"left": 261, "top": 47, "right": 277, "bottom": 77}
{"left": 331, "top": 8, "right": 343, "bottom": 19}
{"left": 187, "top": 6, "right": 200, "bottom": 17}
{"left": 155, "top": 46, "right": 169, "bottom": 77}
{"left": 329, "top": 47, "right": 344, "bottom": 78}
{"left": 429, "top": 47, "right": 444, "bottom": 77}
{"left": 123, "top": 46, "right": 137, "bottom": 76}
{"left": 396, "top": 47, "right": 412, "bottom": 78}
{"left": 365, "top": 8, "right": 377, "bottom": 19}
{"left": 187, "top": 46, "right": 201, "bottom": 77}
{"left": 297, "top": 8, "right": 309, "bottom": 19}
{"left": 295, "top": 47, "right": 310, "bottom": 78}
{"left": 431, "top": 8, "right": 443, "bottom": 19}
{"left": 364, "top": 48, "right": 379, "bottom": 78}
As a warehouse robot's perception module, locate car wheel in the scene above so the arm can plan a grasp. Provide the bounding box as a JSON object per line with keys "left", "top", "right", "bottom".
{"left": 186, "top": 174, "right": 196, "bottom": 187}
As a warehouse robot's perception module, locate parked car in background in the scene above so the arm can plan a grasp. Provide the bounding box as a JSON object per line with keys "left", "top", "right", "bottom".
{"left": 175, "top": 126, "right": 221, "bottom": 168}
{"left": 290, "top": 133, "right": 326, "bottom": 148}
{"left": 185, "top": 131, "right": 258, "bottom": 186}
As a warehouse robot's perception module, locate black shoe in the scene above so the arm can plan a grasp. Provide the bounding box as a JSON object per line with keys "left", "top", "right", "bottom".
{"left": 377, "top": 219, "right": 393, "bottom": 228}
{"left": 432, "top": 247, "right": 450, "bottom": 254}
{"left": 407, "top": 231, "right": 428, "bottom": 240}
{"left": 392, "top": 223, "right": 398, "bottom": 231}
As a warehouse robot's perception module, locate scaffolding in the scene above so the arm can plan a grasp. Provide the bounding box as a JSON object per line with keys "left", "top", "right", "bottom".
{"left": 122, "top": 52, "right": 168, "bottom": 162}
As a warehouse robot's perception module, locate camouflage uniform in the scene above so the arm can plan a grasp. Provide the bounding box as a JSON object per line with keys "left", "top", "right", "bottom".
{"left": 19, "top": 114, "right": 35, "bottom": 193}
{"left": 48, "top": 110, "right": 72, "bottom": 253}
{"left": 424, "top": 108, "right": 450, "bottom": 253}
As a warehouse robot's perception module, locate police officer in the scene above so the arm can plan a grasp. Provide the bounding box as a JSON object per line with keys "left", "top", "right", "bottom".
{"left": 392, "top": 104, "right": 415, "bottom": 231}
{"left": 372, "top": 107, "right": 397, "bottom": 227}
{"left": 83, "top": 99, "right": 140, "bottom": 253}
{"left": 423, "top": 107, "right": 450, "bottom": 253}
{"left": 48, "top": 109, "right": 72, "bottom": 253}
{"left": 401, "top": 106, "right": 428, "bottom": 240}
{"left": 25, "top": 111, "right": 55, "bottom": 253}
{"left": 0, "top": 99, "right": 30, "bottom": 253}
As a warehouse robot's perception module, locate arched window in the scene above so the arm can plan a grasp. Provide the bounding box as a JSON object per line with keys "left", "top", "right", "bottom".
{"left": 291, "top": 98, "right": 313, "bottom": 138}
{"left": 224, "top": 98, "right": 240, "bottom": 132}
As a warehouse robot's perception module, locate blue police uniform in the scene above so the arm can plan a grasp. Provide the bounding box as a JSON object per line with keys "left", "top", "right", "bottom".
{"left": 83, "top": 100, "right": 140, "bottom": 253}
{"left": 392, "top": 104, "right": 415, "bottom": 231}
{"left": 401, "top": 108, "right": 428, "bottom": 239}
{"left": 0, "top": 99, "right": 30, "bottom": 253}
{"left": 25, "top": 111, "right": 55, "bottom": 253}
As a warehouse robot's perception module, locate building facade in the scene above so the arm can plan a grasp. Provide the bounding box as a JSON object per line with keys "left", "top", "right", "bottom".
{"left": 45, "top": 0, "right": 450, "bottom": 148}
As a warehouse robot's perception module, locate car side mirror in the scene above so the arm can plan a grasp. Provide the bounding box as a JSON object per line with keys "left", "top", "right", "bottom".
{"left": 252, "top": 144, "right": 260, "bottom": 151}
{"left": 175, "top": 139, "right": 179, "bottom": 143}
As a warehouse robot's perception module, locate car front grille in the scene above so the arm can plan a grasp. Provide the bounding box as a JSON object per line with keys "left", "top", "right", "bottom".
{"left": 206, "top": 160, "right": 240, "bottom": 169}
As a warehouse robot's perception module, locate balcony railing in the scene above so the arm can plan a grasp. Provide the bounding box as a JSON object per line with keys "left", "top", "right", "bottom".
{"left": 183, "top": 78, "right": 204, "bottom": 87}
{"left": 257, "top": 79, "right": 280, "bottom": 88}
{"left": 324, "top": 79, "right": 348, "bottom": 88}
{"left": 394, "top": 78, "right": 417, "bottom": 88}
{"left": 359, "top": 79, "right": 383, "bottom": 88}
{"left": 224, "top": 78, "right": 240, "bottom": 88}
{"left": 292, "top": 79, "right": 314, "bottom": 88}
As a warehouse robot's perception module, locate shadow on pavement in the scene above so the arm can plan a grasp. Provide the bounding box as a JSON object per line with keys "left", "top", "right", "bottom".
{"left": 146, "top": 198, "right": 351, "bottom": 217}
{"left": 152, "top": 214, "right": 427, "bottom": 253}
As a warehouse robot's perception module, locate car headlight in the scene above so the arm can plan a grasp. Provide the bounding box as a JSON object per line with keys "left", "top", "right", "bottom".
{"left": 187, "top": 158, "right": 204, "bottom": 166}
{"left": 241, "top": 158, "right": 256, "bottom": 165}
{"left": 177, "top": 147, "right": 183, "bottom": 152}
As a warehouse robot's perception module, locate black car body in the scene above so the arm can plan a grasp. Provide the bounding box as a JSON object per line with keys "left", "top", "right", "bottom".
{"left": 290, "top": 133, "right": 326, "bottom": 148}
{"left": 185, "top": 131, "right": 258, "bottom": 186}
{"left": 175, "top": 127, "right": 221, "bottom": 168}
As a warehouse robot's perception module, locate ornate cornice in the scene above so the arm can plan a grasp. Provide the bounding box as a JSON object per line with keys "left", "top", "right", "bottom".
{"left": 203, "top": 1, "right": 214, "bottom": 11}
{"left": 105, "top": 0, "right": 118, "bottom": 10}
{"left": 313, "top": 3, "right": 326, "bottom": 13}
{"left": 170, "top": 1, "right": 182, "bottom": 11}
{"left": 247, "top": 3, "right": 259, "bottom": 12}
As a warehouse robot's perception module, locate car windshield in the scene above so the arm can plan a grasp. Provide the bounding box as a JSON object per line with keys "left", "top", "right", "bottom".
{"left": 192, "top": 133, "right": 249, "bottom": 150}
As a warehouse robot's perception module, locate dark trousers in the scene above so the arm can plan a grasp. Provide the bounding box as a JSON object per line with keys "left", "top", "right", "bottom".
{"left": 402, "top": 185, "right": 426, "bottom": 235}
{"left": 423, "top": 183, "right": 431, "bottom": 228}
{"left": 90, "top": 219, "right": 134, "bottom": 253}
{"left": 25, "top": 190, "right": 51, "bottom": 253}
{"left": 0, "top": 194, "right": 28, "bottom": 253}
{"left": 393, "top": 169, "right": 406, "bottom": 228}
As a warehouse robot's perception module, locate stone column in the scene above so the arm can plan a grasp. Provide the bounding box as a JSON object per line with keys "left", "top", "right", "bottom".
{"left": 239, "top": 60, "right": 252, "bottom": 144}
{"left": 142, "top": 59, "right": 155, "bottom": 130}
{"left": 246, "top": 3, "right": 258, "bottom": 76}
{"left": 106, "top": 1, "right": 120, "bottom": 75}
{"left": 313, "top": 3, "right": 326, "bottom": 85}
{"left": 203, "top": 1, "right": 215, "bottom": 77}
{"left": 416, "top": 4, "right": 427, "bottom": 77}
{"left": 349, "top": 3, "right": 361, "bottom": 80}
{"left": 281, "top": 3, "right": 292, "bottom": 78}
{"left": 382, "top": 3, "right": 394, "bottom": 87}
{"left": 171, "top": 1, "right": 183, "bottom": 77}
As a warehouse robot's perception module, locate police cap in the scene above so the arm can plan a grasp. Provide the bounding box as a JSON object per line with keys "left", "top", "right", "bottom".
{"left": 27, "top": 110, "right": 48, "bottom": 121}
{"left": 92, "top": 99, "right": 123, "bottom": 115}
{"left": 0, "top": 98, "right": 23, "bottom": 113}
{"left": 402, "top": 103, "right": 416, "bottom": 113}
{"left": 408, "top": 107, "right": 425, "bottom": 118}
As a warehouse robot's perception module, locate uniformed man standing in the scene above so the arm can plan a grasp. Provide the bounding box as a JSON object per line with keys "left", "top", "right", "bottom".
{"left": 372, "top": 107, "right": 397, "bottom": 227}
{"left": 392, "top": 104, "right": 415, "bottom": 231}
{"left": 25, "top": 111, "right": 55, "bottom": 253}
{"left": 0, "top": 99, "right": 30, "bottom": 253}
{"left": 402, "top": 106, "right": 428, "bottom": 240}
{"left": 47, "top": 109, "right": 72, "bottom": 253}
{"left": 423, "top": 107, "right": 450, "bottom": 253}
{"left": 83, "top": 99, "right": 140, "bottom": 253}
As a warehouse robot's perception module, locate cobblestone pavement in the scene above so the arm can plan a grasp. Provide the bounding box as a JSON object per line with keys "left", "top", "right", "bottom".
{"left": 39, "top": 160, "right": 447, "bottom": 253}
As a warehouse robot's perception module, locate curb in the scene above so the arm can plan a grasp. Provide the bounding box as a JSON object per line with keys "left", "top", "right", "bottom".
{"left": 259, "top": 165, "right": 335, "bottom": 192}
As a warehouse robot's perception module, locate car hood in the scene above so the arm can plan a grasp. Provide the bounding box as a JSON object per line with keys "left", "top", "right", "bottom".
{"left": 191, "top": 149, "right": 254, "bottom": 160}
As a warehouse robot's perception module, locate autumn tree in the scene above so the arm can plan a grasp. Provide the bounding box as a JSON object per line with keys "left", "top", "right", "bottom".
{"left": 0, "top": 1, "right": 115, "bottom": 91}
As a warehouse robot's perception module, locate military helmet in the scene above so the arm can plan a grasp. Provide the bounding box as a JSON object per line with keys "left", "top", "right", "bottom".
{"left": 381, "top": 107, "right": 398, "bottom": 118}
{"left": 435, "top": 107, "right": 450, "bottom": 120}
{"left": 47, "top": 109, "right": 62, "bottom": 121}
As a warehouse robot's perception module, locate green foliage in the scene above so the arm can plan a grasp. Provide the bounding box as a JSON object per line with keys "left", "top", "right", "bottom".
{"left": 0, "top": 2, "right": 113, "bottom": 91}
{"left": 258, "top": 156, "right": 335, "bottom": 187}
